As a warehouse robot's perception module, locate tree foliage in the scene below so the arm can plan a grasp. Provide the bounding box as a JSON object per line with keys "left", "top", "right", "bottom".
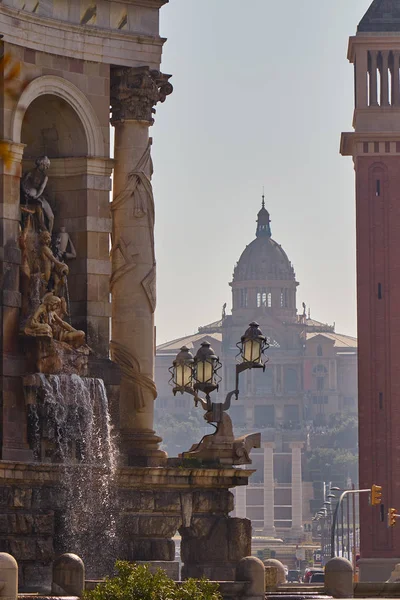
{"left": 83, "top": 562, "right": 222, "bottom": 600}
{"left": 154, "top": 408, "right": 213, "bottom": 457}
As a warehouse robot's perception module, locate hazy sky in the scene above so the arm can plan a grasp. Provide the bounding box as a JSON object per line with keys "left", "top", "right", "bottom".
{"left": 152, "top": 0, "right": 373, "bottom": 345}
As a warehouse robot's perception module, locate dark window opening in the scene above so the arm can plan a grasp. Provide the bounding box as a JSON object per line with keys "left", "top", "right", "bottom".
{"left": 376, "top": 179, "right": 381, "bottom": 196}
{"left": 378, "top": 282, "right": 382, "bottom": 299}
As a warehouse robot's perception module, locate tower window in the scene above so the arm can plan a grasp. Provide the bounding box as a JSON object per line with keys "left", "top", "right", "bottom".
{"left": 317, "top": 345, "right": 323, "bottom": 357}
{"left": 257, "top": 288, "right": 269, "bottom": 307}
{"left": 281, "top": 289, "right": 288, "bottom": 307}
{"left": 267, "top": 292, "right": 272, "bottom": 308}
{"left": 376, "top": 179, "right": 381, "bottom": 196}
{"left": 240, "top": 288, "right": 248, "bottom": 308}
{"left": 317, "top": 377, "right": 324, "bottom": 391}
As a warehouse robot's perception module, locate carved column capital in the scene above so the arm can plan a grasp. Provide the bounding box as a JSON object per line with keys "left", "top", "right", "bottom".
{"left": 110, "top": 66, "right": 173, "bottom": 125}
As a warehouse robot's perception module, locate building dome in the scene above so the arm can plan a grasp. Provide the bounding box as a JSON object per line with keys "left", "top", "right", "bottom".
{"left": 232, "top": 199, "right": 295, "bottom": 283}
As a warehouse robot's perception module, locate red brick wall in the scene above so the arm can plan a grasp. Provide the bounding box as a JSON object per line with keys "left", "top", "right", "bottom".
{"left": 356, "top": 156, "right": 400, "bottom": 558}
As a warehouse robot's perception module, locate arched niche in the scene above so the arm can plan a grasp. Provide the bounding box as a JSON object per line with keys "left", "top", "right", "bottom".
{"left": 11, "top": 75, "right": 104, "bottom": 157}
{"left": 21, "top": 94, "right": 88, "bottom": 158}
{"left": 16, "top": 79, "right": 112, "bottom": 358}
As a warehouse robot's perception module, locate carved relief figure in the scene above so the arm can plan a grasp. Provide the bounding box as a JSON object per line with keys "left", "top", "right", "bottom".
{"left": 21, "top": 156, "right": 54, "bottom": 233}
{"left": 39, "top": 230, "right": 69, "bottom": 297}
{"left": 53, "top": 226, "right": 77, "bottom": 261}
{"left": 24, "top": 292, "right": 85, "bottom": 348}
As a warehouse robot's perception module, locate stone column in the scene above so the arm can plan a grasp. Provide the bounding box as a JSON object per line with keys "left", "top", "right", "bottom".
{"left": 369, "top": 50, "right": 378, "bottom": 107}
{"left": 381, "top": 51, "right": 390, "bottom": 107}
{"left": 290, "top": 442, "right": 303, "bottom": 536}
{"left": 355, "top": 48, "right": 368, "bottom": 108}
{"left": 263, "top": 442, "right": 276, "bottom": 536}
{"left": 0, "top": 141, "right": 33, "bottom": 461}
{"left": 110, "top": 67, "right": 172, "bottom": 466}
{"left": 393, "top": 51, "right": 400, "bottom": 107}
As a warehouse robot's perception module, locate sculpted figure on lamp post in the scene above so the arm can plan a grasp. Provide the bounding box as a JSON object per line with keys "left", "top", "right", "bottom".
{"left": 21, "top": 155, "right": 54, "bottom": 234}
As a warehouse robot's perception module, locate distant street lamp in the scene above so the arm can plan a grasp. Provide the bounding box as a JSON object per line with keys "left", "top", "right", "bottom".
{"left": 170, "top": 321, "right": 269, "bottom": 409}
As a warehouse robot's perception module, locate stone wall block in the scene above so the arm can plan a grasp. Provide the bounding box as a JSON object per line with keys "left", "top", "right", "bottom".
{"left": 181, "top": 518, "right": 229, "bottom": 564}
{"left": 36, "top": 538, "right": 54, "bottom": 562}
{"left": 119, "top": 514, "right": 139, "bottom": 536}
{"left": 228, "top": 518, "right": 252, "bottom": 561}
{"left": 138, "top": 516, "right": 181, "bottom": 538}
{"left": 0, "top": 515, "right": 8, "bottom": 534}
{"left": 192, "top": 490, "right": 234, "bottom": 513}
{"left": 34, "top": 513, "right": 54, "bottom": 535}
{"left": 128, "top": 538, "right": 175, "bottom": 562}
{"left": 9, "top": 539, "right": 36, "bottom": 560}
{"left": 0, "top": 487, "right": 11, "bottom": 508}
{"left": 183, "top": 515, "right": 218, "bottom": 539}
{"left": 8, "top": 514, "right": 34, "bottom": 534}
{"left": 118, "top": 490, "right": 155, "bottom": 511}
{"left": 154, "top": 491, "right": 181, "bottom": 512}
{"left": 11, "top": 488, "right": 32, "bottom": 509}
{"left": 32, "top": 486, "right": 66, "bottom": 511}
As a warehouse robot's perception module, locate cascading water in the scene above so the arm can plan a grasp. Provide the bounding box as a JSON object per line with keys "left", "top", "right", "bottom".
{"left": 29, "top": 374, "right": 119, "bottom": 577}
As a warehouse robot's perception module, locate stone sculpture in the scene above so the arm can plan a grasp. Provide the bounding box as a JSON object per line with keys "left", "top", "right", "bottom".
{"left": 53, "top": 226, "right": 77, "bottom": 261}
{"left": 25, "top": 292, "right": 85, "bottom": 348}
{"left": 21, "top": 155, "right": 54, "bottom": 233}
{"left": 183, "top": 391, "right": 261, "bottom": 465}
{"left": 39, "top": 230, "right": 69, "bottom": 297}
{"left": 19, "top": 159, "right": 88, "bottom": 373}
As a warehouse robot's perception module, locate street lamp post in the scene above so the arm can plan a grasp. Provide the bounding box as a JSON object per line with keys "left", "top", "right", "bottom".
{"left": 169, "top": 322, "right": 269, "bottom": 463}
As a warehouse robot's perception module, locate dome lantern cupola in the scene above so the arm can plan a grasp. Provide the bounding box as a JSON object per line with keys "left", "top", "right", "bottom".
{"left": 256, "top": 194, "right": 272, "bottom": 238}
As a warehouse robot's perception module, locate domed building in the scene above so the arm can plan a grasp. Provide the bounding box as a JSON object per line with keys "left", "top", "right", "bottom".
{"left": 155, "top": 198, "right": 357, "bottom": 543}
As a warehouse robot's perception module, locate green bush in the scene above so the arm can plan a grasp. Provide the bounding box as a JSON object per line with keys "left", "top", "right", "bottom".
{"left": 83, "top": 561, "right": 222, "bottom": 600}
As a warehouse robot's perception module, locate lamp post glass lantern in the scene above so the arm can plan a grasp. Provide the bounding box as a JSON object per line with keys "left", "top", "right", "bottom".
{"left": 193, "top": 341, "right": 221, "bottom": 395}
{"left": 170, "top": 345, "right": 194, "bottom": 394}
{"left": 237, "top": 321, "right": 268, "bottom": 367}
{"left": 169, "top": 322, "right": 268, "bottom": 407}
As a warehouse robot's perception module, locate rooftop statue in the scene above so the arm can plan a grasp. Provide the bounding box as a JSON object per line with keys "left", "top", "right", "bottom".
{"left": 21, "top": 155, "right": 54, "bottom": 234}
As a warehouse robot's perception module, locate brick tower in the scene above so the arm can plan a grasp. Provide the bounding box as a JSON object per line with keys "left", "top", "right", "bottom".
{"left": 341, "top": 0, "right": 400, "bottom": 581}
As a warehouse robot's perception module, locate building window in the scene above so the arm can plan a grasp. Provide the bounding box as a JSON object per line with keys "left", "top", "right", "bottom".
{"left": 313, "top": 395, "right": 329, "bottom": 405}
{"left": 257, "top": 288, "right": 268, "bottom": 307}
{"left": 157, "top": 398, "right": 168, "bottom": 409}
{"left": 280, "top": 288, "right": 288, "bottom": 308}
{"left": 267, "top": 292, "right": 272, "bottom": 307}
{"left": 317, "top": 377, "right": 324, "bottom": 391}
{"left": 240, "top": 288, "right": 248, "bottom": 308}
{"left": 254, "top": 367, "right": 273, "bottom": 395}
{"left": 254, "top": 405, "right": 275, "bottom": 427}
{"left": 283, "top": 404, "right": 299, "bottom": 426}
{"left": 285, "top": 368, "right": 298, "bottom": 392}
{"left": 317, "top": 345, "right": 323, "bottom": 357}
